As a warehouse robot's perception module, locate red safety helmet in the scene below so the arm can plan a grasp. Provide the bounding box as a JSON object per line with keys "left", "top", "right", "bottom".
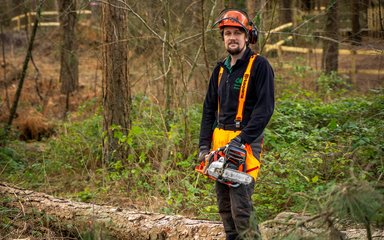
{"left": 213, "top": 9, "right": 258, "bottom": 44}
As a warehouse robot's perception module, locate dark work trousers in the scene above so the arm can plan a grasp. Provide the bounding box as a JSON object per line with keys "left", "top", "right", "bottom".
{"left": 216, "top": 134, "right": 263, "bottom": 240}
{"left": 215, "top": 181, "right": 256, "bottom": 240}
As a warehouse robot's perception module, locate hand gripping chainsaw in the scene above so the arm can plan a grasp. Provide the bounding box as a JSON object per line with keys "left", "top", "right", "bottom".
{"left": 195, "top": 144, "right": 253, "bottom": 187}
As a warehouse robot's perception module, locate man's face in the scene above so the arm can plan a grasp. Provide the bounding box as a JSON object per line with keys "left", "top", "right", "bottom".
{"left": 223, "top": 27, "right": 247, "bottom": 55}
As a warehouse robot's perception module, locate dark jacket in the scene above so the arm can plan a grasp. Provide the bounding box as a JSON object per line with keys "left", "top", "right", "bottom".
{"left": 199, "top": 47, "right": 275, "bottom": 148}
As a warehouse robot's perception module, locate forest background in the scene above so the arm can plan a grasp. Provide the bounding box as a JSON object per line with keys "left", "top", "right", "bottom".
{"left": 0, "top": 0, "right": 383, "bottom": 239}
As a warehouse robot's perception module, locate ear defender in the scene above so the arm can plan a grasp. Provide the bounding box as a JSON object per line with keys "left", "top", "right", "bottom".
{"left": 248, "top": 22, "right": 258, "bottom": 44}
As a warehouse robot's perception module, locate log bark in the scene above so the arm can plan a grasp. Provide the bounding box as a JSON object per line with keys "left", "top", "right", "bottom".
{"left": 0, "top": 183, "right": 225, "bottom": 239}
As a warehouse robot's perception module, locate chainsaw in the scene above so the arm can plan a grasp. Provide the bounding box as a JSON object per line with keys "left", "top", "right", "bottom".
{"left": 195, "top": 144, "right": 253, "bottom": 187}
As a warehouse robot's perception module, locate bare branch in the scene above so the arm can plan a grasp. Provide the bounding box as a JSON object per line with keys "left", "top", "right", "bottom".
{"left": 97, "top": 0, "right": 172, "bottom": 48}
{"left": 206, "top": 0, "right": 217, "bottom": 31}
{"left": 6, "top": 0, "right": 44, "bottom": 134}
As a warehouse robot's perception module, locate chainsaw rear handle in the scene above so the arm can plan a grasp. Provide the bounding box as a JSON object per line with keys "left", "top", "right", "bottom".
{"left": 195, "top": 147, "right": 224, "bottom": 174}
{"left": 195, "top": 149, "right": 215, "bottom": 174}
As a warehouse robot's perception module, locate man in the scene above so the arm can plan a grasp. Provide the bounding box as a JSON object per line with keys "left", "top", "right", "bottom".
{"left": 198, "top": 8, "right": 275, "bottom": 240}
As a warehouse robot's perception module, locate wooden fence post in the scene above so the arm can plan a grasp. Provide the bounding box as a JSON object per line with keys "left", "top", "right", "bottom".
{"left": 307, "top": 48, "right": 312, "bottom": 67}
{"left": 17, "top": 16, "right": 20, "bottom": 31}
{"left": 27, "top": 12, "right": 32, "bottom": 33}
{"left": 351, "top": 50, "right": 357, "bottom": 85}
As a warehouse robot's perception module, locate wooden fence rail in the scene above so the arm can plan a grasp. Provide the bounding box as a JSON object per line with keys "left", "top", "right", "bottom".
{"left": 266, "top": 43, "right": 383, "bottom": 83}
{"left": 264, "top": 23, "right": 383, "bottom": 83}
{"left": 11, "top": 10, "right": 92, "bottom": 31}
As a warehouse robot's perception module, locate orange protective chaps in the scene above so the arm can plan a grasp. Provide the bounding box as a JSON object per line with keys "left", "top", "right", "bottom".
{"left": 211, "top": 128, "right": 261, "bottom": 180}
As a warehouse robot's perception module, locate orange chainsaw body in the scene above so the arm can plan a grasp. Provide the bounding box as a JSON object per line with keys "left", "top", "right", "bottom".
{"left": 195, "top": 146, "right": 251, "bottom": 187}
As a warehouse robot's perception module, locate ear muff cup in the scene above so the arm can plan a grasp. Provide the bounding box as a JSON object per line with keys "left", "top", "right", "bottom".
{"left": 248, "top": 24, "right": 258, "bottom": 44}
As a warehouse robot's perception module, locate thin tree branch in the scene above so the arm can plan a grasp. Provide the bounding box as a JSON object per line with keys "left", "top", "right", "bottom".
{"left": 186, "top": 44, "right": 202, "bottom": 84}
{"left": 206, "top": 0, "right": 217, "bottom": 31}
{"left": 260, "top": 0, "right": 278, "bottom": 54}
{"left": 97, "top": 0, "right": 170, "bottom": 48}
{"left": 23, "top": 6, "right": 43, "bottom": 101}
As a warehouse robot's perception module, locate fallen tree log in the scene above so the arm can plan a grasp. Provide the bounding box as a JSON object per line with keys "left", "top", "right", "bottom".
{"left": 3, "top": 183, "right": 381, "bottom": 240}
{"left": 0, "top": 182, "right": 225, "bottom": 239}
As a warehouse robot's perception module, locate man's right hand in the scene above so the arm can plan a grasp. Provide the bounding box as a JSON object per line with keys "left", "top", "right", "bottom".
{"left": 198, "top": 146, "right": 210, "bottom": 163}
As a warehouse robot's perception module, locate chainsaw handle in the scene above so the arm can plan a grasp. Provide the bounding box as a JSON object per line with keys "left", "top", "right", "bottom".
{"left": 216, "top": 146, "right": 227, "bottom": 152}
{"left": 217, "top": 178, "right": 240, "bottom": 188}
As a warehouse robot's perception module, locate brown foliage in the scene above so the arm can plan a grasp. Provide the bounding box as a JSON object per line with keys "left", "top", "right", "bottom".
{"left": 2, "top": 108, "right": 55, "bottom": 141}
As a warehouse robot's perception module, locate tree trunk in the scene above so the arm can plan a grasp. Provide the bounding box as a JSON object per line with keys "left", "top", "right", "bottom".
{"left": 58, "top": 0, "right": 78, "bottom": 95}
{"left": 201, "top": 0, "right": 210, "bottom": 83}
{"left": 351, "top": 0, "right": 362, "bottom": 45}
{"left": 0, "top": 183, "right": 225, "bottom": 239}
{"left": 300, "top": 0, "right": 312, "bottom": 12}
{"left": 280, "top": 0, "right": 292, "bottom": 24}
{"left": 101, "top": 0, "right": 131, "bottom": 162}
{"left": 322, "top": 0, "right": 339, "bottom": 74}
{"left": 1, "top": 24, "right": 10, "bottom": 112}
{"left": 163, "top": 0, "right": 173, "bottom": 132}
{"left": 246, "top": 0, "right": 257, "bottom": 17}
{"left": 0, "top": 1, "right": 11, "bottom": 26}
{"left": 12, "top": 0, "right": 26, "bottom": 17}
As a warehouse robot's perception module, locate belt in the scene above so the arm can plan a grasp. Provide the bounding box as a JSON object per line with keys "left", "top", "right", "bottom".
{"left": 217, "top": 122, "right": 243, "bottom": 131}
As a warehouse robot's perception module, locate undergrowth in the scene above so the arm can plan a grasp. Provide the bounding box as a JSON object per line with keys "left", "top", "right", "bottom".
{"left": 1, "top": 85, "right": 383, "bottom": 226}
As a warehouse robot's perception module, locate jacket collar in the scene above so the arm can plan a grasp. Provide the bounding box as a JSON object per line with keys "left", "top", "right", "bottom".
{"left": 219, "top": 47, "right": 254, "bottom": 67}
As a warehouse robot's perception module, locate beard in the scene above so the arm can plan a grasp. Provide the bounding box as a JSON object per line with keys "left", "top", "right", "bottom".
{"left": 226, "top": 42, "right": 244, "bottom": 55}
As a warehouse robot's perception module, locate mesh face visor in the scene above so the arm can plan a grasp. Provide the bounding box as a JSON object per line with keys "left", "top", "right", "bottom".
{"left": 213, "top": 17, "right": 249, "bottom": 32}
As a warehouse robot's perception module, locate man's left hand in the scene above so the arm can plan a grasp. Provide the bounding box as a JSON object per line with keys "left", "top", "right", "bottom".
{"left": 198, "top": 146, "right": 210, "bottom": 163}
